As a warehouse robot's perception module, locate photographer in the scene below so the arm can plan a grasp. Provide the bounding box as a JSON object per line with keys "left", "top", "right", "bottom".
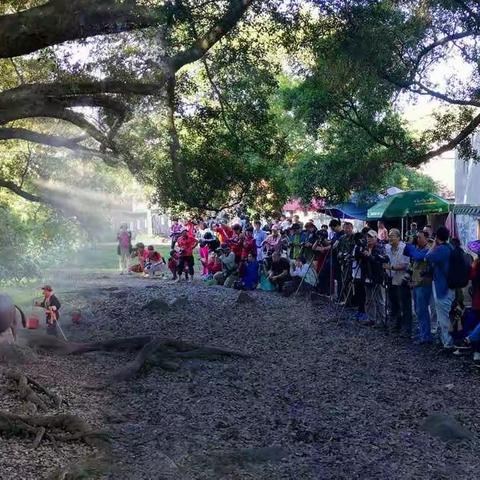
{"left": 405, "top": 227, "right": 454, "bottom": 349}
{"left": 337, "top": 222, "right": 355, "bottom": 304}
{"left": 385, "top": 229, "right": 412, "bottom": 338}
{"left": 302, "top": 222, "right": 319, "bottom": 261}
{"left": 313, "top": 229, "right": 332, "bottom": 294}
{"left": 352, "top": 232, "right": 367, "bottom": 321}
{"left": 329, "top": 219, "right": 345, "bottom": 300}
{"left": 288, "top": 223, "right": 306, "bottom": 259}
{"left": 405, "top": 231, "right": 434, "bottom": 344}
{"left": 356, "top": 230, "right": 389, "bottom": 327}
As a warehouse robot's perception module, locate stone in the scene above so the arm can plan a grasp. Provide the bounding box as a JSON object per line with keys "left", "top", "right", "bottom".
{"left": 169, "top": 295, "right": 189, "bottom": 308}
{"left": 422, "top": 413, "right": 474, "bottom": 442}
{"left": 141, "top": 299, "right": 170, "bottom": 313}
{"left": 236, "top": 292, "right": 254, "bottom": 304}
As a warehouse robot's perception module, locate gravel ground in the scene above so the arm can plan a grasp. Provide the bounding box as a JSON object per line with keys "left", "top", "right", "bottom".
{"left": 2, "top": 272, "right": 480, "bottom": 479}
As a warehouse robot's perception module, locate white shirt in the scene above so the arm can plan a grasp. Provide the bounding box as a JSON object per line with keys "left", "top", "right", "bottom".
{"left": 291, "top": 263, "right": 317, "bottom": 286}
{"left": 385, "top": 242, "right": 410, "bottom": 286}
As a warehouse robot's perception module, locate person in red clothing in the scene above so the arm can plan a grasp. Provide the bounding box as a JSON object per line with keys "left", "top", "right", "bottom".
{"left": 206, "top": 251, "right": 223, "bottom": 277}
{"left": 130, "top": 243, "right": 148, "bottom": 273}
{"left": 229, "top": 224, "right": 243, "bottom": 263}
{"left": 176, "top": 229, "right": 198, "bottom": 281}
{"left": 215, "top": 222, "right": 233, "bottom": 244}
{"left": 241, "top": 226, "right": 256, "bottom": 260}
{"left": 168, "top": 250, "right": 179, "bottom": 280}
{"left": 144, "top": 245, "right": 166, "bottom": 278}
{"left": 185, "top": 219, "right": 196, "bottom": 238}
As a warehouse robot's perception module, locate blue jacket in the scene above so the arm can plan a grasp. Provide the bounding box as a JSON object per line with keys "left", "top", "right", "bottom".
{"left": 241, "top": 260, "right": 259, "bottom": 290}
{"left": 425, "top": 243, "right": 452, "bottom": 298}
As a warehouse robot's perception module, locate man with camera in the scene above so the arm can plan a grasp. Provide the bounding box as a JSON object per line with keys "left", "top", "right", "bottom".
{"left": 337, "top": 222, "right": 355, "bottom": 304}
{"left": 385, "top": 229, "right": 412, "bottom": 338}
{"left": 405, "top": 231, "right": 434, "bottom": 344}
{"left": 355, "top": 230, "right": 389, "bottom": 327}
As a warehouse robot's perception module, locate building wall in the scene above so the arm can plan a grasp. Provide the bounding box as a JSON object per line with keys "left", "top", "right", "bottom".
{"left": 455, "top": 133, "right": 480, "bottom": 205}
{"left": 455, "top": 133, "right": 480, "bottom": 246}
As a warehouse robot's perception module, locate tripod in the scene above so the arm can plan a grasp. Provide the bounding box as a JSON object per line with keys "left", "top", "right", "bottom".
{"left": 293, "top": 242, "right": 332, "bottom": 297}
{"left": 335, "top": 261, "right": 361, "bottom": 322}
{"left": 362, "top": 278, "right": 389, "bottom": 330}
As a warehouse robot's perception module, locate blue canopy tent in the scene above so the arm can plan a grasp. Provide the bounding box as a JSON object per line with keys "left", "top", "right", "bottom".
{"left": 323, "top": 202, "right": 371, "bottom": 220}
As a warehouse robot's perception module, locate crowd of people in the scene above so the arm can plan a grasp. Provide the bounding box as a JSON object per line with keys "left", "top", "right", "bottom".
{"left": 117, "top": 216, "right": 480, "bottom": 366}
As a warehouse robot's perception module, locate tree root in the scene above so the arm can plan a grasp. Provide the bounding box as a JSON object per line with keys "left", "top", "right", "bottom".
{"left": 5, "top": 370, "right": 64, "bottom": 412}
{"left": 22, "top": 334, "right": 250, "bottom": 383}
{"left": 0, "top": 411, "right": 110, "bottom": 449}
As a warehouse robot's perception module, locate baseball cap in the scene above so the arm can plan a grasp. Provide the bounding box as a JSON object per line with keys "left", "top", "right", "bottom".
{"left": 367, "top": 230, "right": 378, "bottom": 238}
{"left": 41, "top": 285, "right": 53, "bottom": 292}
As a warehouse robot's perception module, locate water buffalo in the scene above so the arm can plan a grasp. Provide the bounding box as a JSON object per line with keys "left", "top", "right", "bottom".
{"left": 0, "top": 294, "right": 25, "bottom": 343}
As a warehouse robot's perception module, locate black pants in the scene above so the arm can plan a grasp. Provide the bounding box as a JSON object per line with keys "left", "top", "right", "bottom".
{"left": 316, "top": 258, "right": 331, "bottom": 295}
{"left": 388, "top": 284, "right": 413, "bottom": 335}
{"left": 353, "top": 279, "right": 366, "bottom": 314}
{"left": 271, "top": 275, "right": 290, "bottom": 292}
{"left": 178, "top": 255, "right": 194, "bottom": 276}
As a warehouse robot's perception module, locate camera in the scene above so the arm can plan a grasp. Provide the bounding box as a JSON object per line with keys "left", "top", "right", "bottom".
{"left": 354, "top": 233, "right": 367, "bottom": 250}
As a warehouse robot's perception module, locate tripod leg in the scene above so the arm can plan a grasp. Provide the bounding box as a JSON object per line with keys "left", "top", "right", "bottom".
{"left": 335, "top": 281, "right": 355, "bottom": 324}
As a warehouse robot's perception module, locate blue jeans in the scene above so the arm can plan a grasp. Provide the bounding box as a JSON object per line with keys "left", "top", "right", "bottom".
{"left": 468, "top": 320, "right": 480, "bottom": 344}
{"left": 414, "top": 285, "right": 433, "bottom": 342}
{"left": 432, "top": 286, "right": 454, "bottom": 347}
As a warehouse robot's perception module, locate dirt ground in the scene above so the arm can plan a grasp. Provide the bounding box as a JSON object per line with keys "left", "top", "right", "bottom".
{"left": 2, "top": 271, "right": 480, "bottom": 479}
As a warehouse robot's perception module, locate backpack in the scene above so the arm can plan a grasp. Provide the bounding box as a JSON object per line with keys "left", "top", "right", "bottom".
{"left": 447, "top": 247, "right": 472, "bottom": 290}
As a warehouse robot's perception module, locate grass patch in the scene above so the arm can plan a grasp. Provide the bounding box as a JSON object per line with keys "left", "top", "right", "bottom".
{"left": 1, "top": 243, "right": 172, "bottom": 308}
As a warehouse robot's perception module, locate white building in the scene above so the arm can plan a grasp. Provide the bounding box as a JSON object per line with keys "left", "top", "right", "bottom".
{"left": 454, "top": 133, "right": 480, "bottom": 246}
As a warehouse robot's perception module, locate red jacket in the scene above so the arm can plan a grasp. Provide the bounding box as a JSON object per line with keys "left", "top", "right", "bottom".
{"left": 207, "top": 259, "right": 222, "bottom": 274}
{"left": 229, "top": 233, "right": 243, "bottom": 257}
{"left": 147, "top": 251, "right": 162, "bottom": 263}
{"left": 216, "top": 226, "right": 233, "bottom": 244}
{"left": 177, "top": 236, "right": 197, "bottom": 256}
{"left": 241, "top": 236, "right": 256, "bottom": 259}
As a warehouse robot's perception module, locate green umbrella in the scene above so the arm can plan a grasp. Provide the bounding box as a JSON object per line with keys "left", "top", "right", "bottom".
{"left": 367, "top": 191, "right": 450, "bottom": 219}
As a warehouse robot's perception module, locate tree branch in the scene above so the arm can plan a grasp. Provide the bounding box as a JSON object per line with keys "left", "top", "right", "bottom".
{"left": 416, "top": 30, "right": 478, "bottom": 61}
{"left": 170, "top": 0, "right": 254, "bottom": 71}
{"left": 0, "top": 127, "right": 111, "bottom": 157}
{"left": 0, "top": 0, "right": 170, "bottom": 58}
{"left": 0, "top": 178, "right": 47, "bottom": 204}
{"left": 411, "top": 111, "right": 480, "bottom": 165}
{"left": 166, "top": 76, "right": 187, "bottom": 192}
{"left": 410, "top": 81, "right": 480, "bottom": 107}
